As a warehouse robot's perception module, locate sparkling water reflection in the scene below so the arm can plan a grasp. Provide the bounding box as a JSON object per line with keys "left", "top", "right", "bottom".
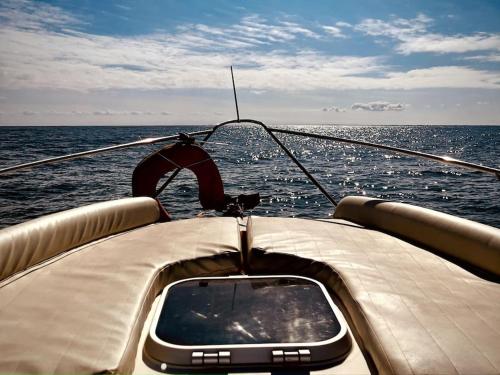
{"left": 0, "top": 125, "right": 498, "bottom": 228}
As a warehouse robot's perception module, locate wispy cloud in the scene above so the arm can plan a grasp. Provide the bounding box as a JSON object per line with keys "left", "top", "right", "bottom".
{"left": 102, "top": 64, "right": 153, "bottom": 72}
{"left": 0, "top": 2, "right": 384, "bottom": 92}
{"left": 233, "top": 15, "right": 320, "bottom": 42}
{"left": 16, "top": 109, "right": 172, "bottom": 116}
{"left": 355, "top": 13, "right": 431, "bottom": 39}
{"left": 335, "top": 21, "right": 352, "bottom": 28}
{"left": 322, "top": 26, "right": 345, "bottom": 38}
{"left": 0, "top": 0, "right": 83, "bottom": 32}
{"left": 183, "top": 15, "right": 321, "bottom": 48}
{"left": 322, "top": 106, "right": 346, "bottom": 112}
{"left": 355, "top": 13, "right": 500, "bottom": 55}
{"left": 93, "top": 109, "right": 159, "bottom": 116}
{"left": 114, "top": 4, "right": 132, "bottom": 11}
{"left": 397, "top": 33, "right": 500, "bottom": 55}
{"left": 381, "top": 66, "right": 499, "bottom": 89}
{"left": 351, "top": 101, "right": 407, "bottom": 111}
{"left": 322, "top": 102, "right": 407, "bottom": 112}
{"left": 463, "top": 54, "right": 500, "bottom": 62}
{"left": 0, "top": 24, "right": 386, "bottom": 91}
{"left": 0, "top": 1, "right": 499, "bottom": 94}
{"left": 279, "top": 21, "right": 320, "bottom": 39}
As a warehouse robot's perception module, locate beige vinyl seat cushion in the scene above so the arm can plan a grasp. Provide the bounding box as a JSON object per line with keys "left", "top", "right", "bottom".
{"left": 0, "top": 197, "right": 161, "bottom": 282}
{"left": 0, "top": 209, "right": 241, "bottom": 373}
{"left": 334, "top": 196, "right": 500, "bottom": 278}
{"left": 247, "top": 203, "right": 500, "bottom": 374}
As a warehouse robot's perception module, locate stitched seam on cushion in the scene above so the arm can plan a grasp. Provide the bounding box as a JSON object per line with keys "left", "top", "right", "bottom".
{"left": 464, "top": 293, "right": 500, "bottom": 337}
{"left": 363, "top": 229, "right": 420, "bottom": 375}
{"left": 362, "top": 226, "right": 450, "bottom": 374}
{"left": 458, "top": 277, "right": 500, "bottom": 337}
{"left": 429, "top": 271, "right": 499, "bottom": 370}
{"left": 413, "top": 273, "right": 496, "bottom": 373}
{"left": 303, "top": 252, "right": 396, "bottom": 374}
{"left": 397, "top": 291, "right": 460, "bottom": 374}
{"left": 325, "top": 223, "right": 400, "bottom": 374}
{"left": 322, "top": 260, "right": 394, "bottom": 375}
{"left": 388, "top": 259, "right": 459, "bottom": 374}
{"left": 404, "top": 235, "right": 499, "bottom": 371}
{"left": 318, "top": 243, "right": 387, "bottom": 375}
{"left": 329, "top": 222, "right": 415, "bottom": 374}
{"left": 0, "top": 223, "right": 159, "bottom": 289}
{"left": 369, "top": 228, "right": 467, "bottom": 374}
{"left": 311, "top": 221, "right": 399, "bottom": 374}
{"left": 116, "top": 257, "right": 239, "bottom": 373}
{"left": 321, "top": 256, "right": 398, "bottom": 375}
{"left": 368, "top": 228, "right": 498, "bottom": 373}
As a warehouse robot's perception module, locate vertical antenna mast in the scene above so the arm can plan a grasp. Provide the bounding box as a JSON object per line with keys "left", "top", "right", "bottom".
{"left": 230, "top": 66, "right": 240, "bottom": 122}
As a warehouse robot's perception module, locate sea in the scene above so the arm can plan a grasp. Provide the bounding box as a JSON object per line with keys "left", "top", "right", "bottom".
{"left": 0, "top": 125, "right": 499, "bottom": 229}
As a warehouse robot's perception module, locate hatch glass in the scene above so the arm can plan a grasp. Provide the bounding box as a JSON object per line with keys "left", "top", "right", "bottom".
{"left": 155, "top": 276, "right": 341, "bottom": 346}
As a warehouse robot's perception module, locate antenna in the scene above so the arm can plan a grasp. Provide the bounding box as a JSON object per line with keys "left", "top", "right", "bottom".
{"left": 230, "top": 66, "right": 240, "bottom": 122}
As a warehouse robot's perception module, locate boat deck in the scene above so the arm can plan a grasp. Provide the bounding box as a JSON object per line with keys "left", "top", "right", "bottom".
{"left": 0, "top": 196, "right": 499, "bottom": 374}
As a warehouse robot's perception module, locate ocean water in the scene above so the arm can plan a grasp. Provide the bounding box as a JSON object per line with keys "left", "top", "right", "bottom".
{"left": 0, "top": 124, "right": 499, "bottom": 229}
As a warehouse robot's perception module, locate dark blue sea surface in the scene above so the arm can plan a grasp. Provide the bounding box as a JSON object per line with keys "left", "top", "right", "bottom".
{"left": 0, "top": 125, "right": 499, "bottom": 229}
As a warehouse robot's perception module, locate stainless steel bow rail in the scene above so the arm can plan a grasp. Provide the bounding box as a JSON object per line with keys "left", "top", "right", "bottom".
{"left": 210, "top": 119, "right": 339, "bottom": 206}
{"left": 268, "top": 127, "right": 500, "bottom": 179}
{"left": 1, "top": 119, "right": 498, "bottom": 211}
{"left": 0, "top": 130, "right": 213, "bottom": 175}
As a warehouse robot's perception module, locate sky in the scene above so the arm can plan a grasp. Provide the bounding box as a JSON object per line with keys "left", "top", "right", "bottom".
{"left": 0, "top": 0, "right": 499, "bottom": 125}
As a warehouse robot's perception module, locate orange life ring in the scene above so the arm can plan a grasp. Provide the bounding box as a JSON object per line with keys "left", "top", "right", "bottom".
{"left": 132, "top": 142, "right": 225, "bottom": 220}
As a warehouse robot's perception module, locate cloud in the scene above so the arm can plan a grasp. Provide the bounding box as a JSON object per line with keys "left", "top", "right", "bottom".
{"left": 335, "top": 21, "right": 352, "bottom": 28}
{"left": 397, "top": 33, "right": 500, "bottom": 55}
{"left": 15, "top": 110, "right": 171, "bottom": 116}
{"left": 0, "top": 0, "right": 82, "bottom": 32}
{"left": 103, "top": 64, "right": 152, "bottom": 72}
{"left": 92, "top": 110, "right": 162, "bottom": 116}
{"left": 93, "top": 110, "right": 114, "bottom": 116}
{"left": 355, "top": 13, "right": 500, "bottom": 55}
{"left": 0, "top": 2, "right": 499, "bottom": 93}
{"left": 279, "top": 21, "right": 320, "bottom": 39}
{"left": 355, "top": 13, "right": 431, "bottom": 39}
{"left": 463, "top": 54, "right": 500, "bottom": 63}
{"left": 0, "top": 18, "right": 386, "bottom": 91}
{"left": 380, "top": 66, "right": 499, "bottom": 89}
{"left": 322, "top": 106, "right": 346, "bottom": 112}
{"left": 322, "top": 26, "right": 345, "bottom": 38}
{"left": 115, "top": 4, "right": 132, "bottom": 11}
{"left": 351, "top": 101, "right": 407, "bottom": 111}
{"left": 191, "top": 14, "right": 321, "bottom": 46}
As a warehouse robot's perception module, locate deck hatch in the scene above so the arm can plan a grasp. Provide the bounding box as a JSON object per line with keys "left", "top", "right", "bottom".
{"left": 144, "top": 275, "right": 351, "bottom": 370}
